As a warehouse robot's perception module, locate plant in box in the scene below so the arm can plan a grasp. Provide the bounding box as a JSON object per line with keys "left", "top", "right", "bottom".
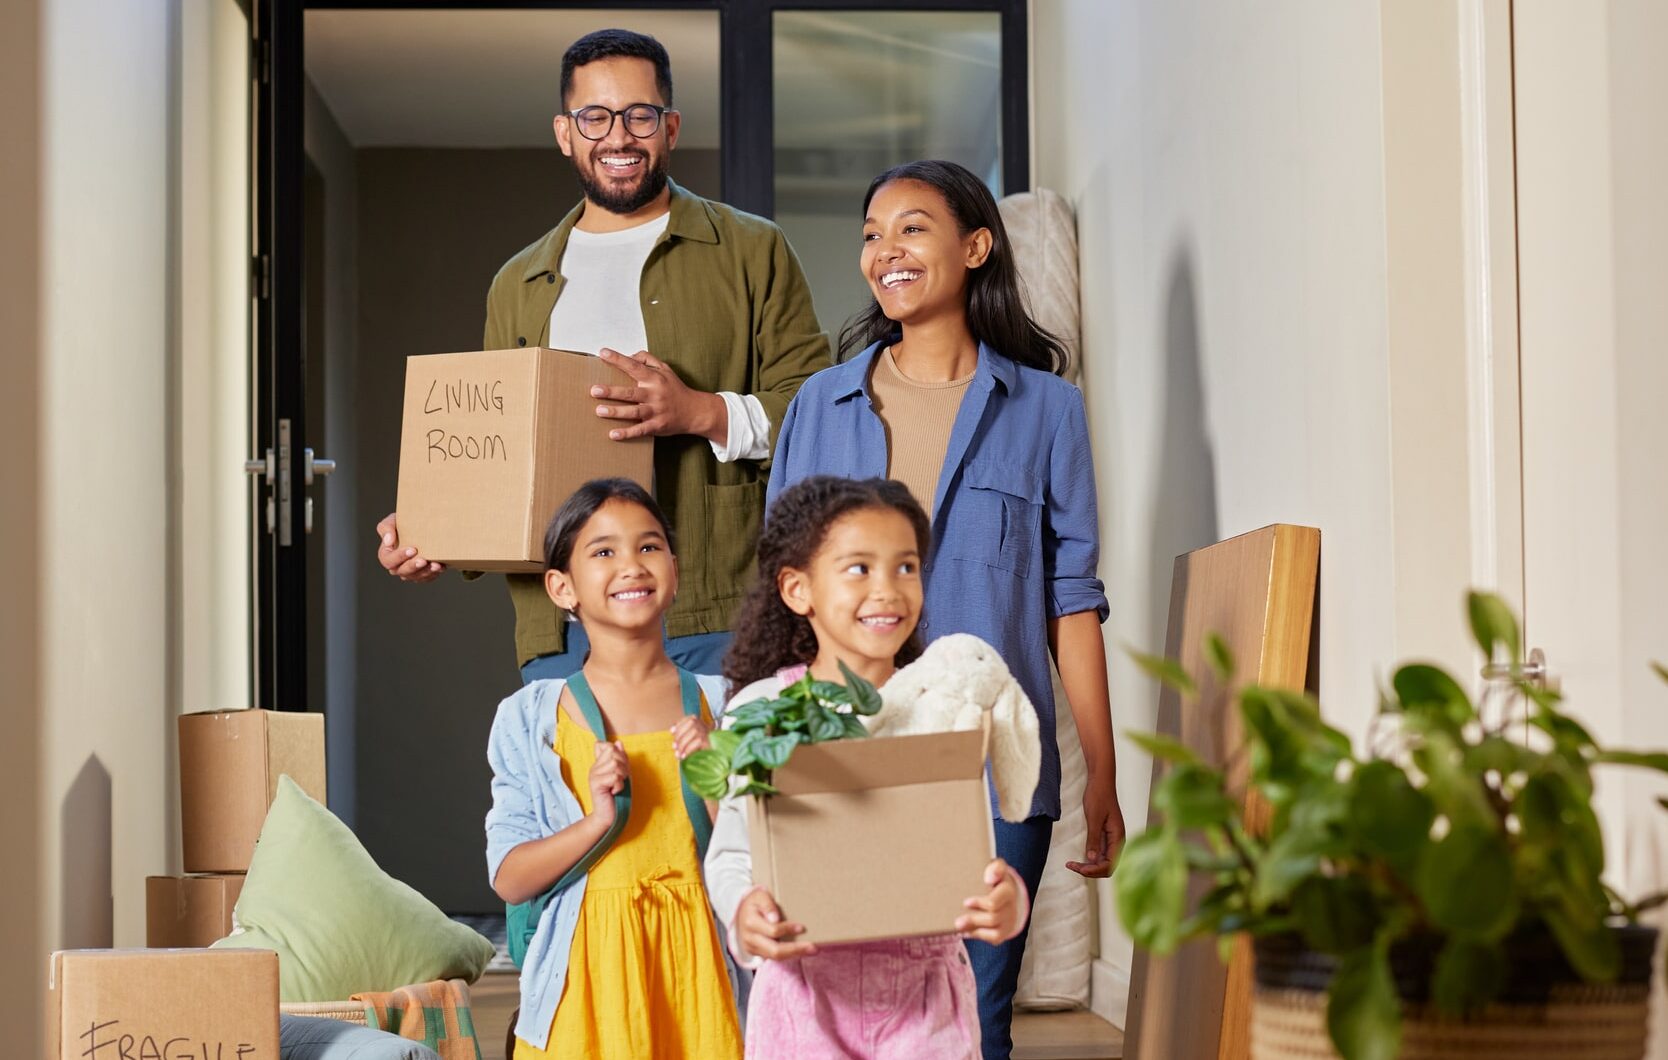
{"left": 680, "top": 660, "right": 883, "bottom": 799}
{"left": 1116, "top": 592, "right": 1668, "bottom": 1060}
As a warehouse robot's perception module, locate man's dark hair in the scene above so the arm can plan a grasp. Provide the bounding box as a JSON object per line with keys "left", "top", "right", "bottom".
{"left": 561, "top": 29, "right": 674, "bottom": 108}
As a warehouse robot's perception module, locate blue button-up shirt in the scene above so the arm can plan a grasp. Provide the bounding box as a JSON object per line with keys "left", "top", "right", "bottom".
{"left": 767, "top": 341, "right": 1108, "bottom": 820}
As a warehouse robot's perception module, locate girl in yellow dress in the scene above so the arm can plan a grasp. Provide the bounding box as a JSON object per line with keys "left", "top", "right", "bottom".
{"left": 485, "top": 478, "right": 742, "bottom": 1059}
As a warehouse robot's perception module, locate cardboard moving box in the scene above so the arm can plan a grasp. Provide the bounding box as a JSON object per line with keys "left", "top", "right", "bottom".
{"left": 180, "top": 709, "right": 325, "bottom": 873}
{"left": 147, "top": 874, "right": 245, "bottom": 948}
{"left": 745, "top": 726, "right": 995, "bottom": 945}
{"left": 47, "top": 948, "right": 279, "bottom": 1060}
{"left": 395, "top": 347, "right": 655, "bottom": 572}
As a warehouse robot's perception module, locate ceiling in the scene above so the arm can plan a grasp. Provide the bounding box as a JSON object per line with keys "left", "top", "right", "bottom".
{"left": 304, "top": 9, "right": 722, "bottom": 150}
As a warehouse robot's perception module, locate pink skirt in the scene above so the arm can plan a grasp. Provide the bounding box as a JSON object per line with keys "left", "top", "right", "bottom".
{"left": 744, "top": 935, "right": 980, "bottom": 1059}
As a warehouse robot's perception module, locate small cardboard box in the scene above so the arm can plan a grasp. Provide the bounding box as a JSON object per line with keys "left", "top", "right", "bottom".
{"left": 179, "top": 709, "right": 325, "bottom": 873}
{"left": 394, "top": 347, "right": 655, "bottom": 572}
{"left": 746, "top": 726, "right": 995, "bottom": 945}
{"left": 46, "top": 948, "right": 279, "bottom": 1060}
{"left": 146, "top": 874, "right": 245, "bottom": 948}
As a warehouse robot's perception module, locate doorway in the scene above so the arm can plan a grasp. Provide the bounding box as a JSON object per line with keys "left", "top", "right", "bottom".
{"left": 257, "top": 1, "right": 1027, "bottom": 913}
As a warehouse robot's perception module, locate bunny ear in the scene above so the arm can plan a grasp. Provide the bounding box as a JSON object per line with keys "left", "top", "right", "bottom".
{"left": 991, "top": 677, "right": 1042, "bottom": 823}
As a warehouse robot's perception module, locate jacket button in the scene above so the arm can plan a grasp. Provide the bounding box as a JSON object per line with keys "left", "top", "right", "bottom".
{"left": 517, "top": 337, "right": 526, "bottom": 347}
{"left": 547, "top": 274, "right": 556, "bottom": 284}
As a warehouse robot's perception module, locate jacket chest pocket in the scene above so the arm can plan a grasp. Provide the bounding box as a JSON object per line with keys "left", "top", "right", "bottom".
{"left": 956, "top": 460, "right": 1043, "bottom": 578}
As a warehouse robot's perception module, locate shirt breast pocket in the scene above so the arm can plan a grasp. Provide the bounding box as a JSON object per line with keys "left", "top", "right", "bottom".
{"left": 958, "top": 460, "right": 1043, "bottom": 578}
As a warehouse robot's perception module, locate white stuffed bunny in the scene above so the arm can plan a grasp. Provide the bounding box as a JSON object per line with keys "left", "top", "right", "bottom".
{"left": 868, "top": 634, "right": 1041, "bottom": 823}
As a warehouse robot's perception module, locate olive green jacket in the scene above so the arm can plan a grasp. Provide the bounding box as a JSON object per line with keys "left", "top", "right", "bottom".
{"left": 483, "top": 181, "right": 830, "bottom": 665}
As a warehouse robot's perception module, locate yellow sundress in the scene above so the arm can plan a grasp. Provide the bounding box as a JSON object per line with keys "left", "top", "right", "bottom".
{"left": 513, "top": 707, "right": 743, "bottom": 1060}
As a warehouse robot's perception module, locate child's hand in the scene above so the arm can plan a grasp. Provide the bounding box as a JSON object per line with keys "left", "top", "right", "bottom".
{"left": 671, "top": 714, "right": 713, "bottom": 759}
{"left": 736, "top": 887, "right": 818, "bottom": 962}
{"left": 956, "top": 858, "right": 1026, "bottom": 944}
{"left": 588, "top": 741, "right": 630, "bottom": 825}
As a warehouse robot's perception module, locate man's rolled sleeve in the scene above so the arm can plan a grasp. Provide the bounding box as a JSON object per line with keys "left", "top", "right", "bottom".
{"left": 749, "top": 229, "right": 831, "bottom": 459}
{"left": 1044, "top": 392, "right": 1109, "bottom": 622}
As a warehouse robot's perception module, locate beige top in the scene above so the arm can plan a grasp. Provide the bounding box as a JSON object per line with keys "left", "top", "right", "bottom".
{"left": 868, "top": 347, "right": 976, "bottom": 516}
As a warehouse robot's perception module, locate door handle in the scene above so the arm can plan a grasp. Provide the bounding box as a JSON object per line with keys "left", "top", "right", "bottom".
{"left": 1481, "top": 647, "right": 1558, "bottom": 693}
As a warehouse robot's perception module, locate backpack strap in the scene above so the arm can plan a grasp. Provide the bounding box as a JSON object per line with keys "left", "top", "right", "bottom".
{"left": 677, "top": 669, "right": 715, "bottom": 859}
{"left": 505, "top": 673, "right": 630, "bottom": 969}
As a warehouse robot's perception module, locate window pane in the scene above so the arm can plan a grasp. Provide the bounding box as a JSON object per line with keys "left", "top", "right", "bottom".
{"left": 773, "top": 11, "right": 1003, "bottom": 341}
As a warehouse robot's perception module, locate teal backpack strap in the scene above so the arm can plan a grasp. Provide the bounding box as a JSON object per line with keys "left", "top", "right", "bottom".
{"left": 677, "top": 669, "right": 715, "bottom": 859}
{"left": 505, "top": 673, "right": 632, "bottom": 969}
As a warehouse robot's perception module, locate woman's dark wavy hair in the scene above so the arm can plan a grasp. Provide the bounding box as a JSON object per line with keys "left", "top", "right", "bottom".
{"left": 836, "top": 159, "right": 1069, "bottom": 376}
{"left": 544, "top": 477, "right": 674, "bottom": 573}
{"left": 723, "top": 476, "right": 932, "bottom": 693}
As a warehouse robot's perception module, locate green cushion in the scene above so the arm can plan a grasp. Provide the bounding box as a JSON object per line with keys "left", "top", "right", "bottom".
{"left": 212, "top": 775, "right": 494, "bottom": 1002}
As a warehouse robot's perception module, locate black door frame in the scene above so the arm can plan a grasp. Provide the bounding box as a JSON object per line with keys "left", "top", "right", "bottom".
{"left": 251, "top": 0, "right": 1027, "bottom": 708}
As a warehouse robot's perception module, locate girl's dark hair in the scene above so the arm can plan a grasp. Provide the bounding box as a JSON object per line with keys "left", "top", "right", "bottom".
{"left": 723, "top": 476, "right": 932, "bottom": 693}
{"left": 836, "top": 159, "right": 1068, "bottom": 376}
{"left": 544, "top": 477, "right": 674, "bottom": 572}
{"left": 561, "top": 29, "right": 674, "bottom": 108}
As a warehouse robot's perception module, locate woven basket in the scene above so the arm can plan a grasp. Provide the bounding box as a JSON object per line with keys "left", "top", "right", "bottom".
{"left": 278, "top": 1000, "right": 373, "bottom": 1027}
{"left": 1250, "top": 928, "right": 1657, "bottom": 1059}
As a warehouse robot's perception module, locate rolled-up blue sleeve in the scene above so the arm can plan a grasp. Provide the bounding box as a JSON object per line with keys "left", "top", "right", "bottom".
{"left": 1044, "top": 392, "right": 1109, "bottom": 622}
{"left": 484, "top": 689, "right": 544, "bottom": 888}
{"left": 765, "top": 393, "right": 802, "bottom": 514}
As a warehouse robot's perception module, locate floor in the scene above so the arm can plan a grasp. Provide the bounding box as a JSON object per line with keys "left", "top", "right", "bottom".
{"left": 470, "top": 971, "right": 1123, "bottom": 1060}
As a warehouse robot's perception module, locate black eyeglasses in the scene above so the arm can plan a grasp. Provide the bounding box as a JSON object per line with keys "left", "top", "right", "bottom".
{"left": 564, "top": 104, "right": 675, "bottom": 141}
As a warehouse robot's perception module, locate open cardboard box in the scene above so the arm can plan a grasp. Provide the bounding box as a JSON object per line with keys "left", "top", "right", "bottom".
{"left": 745, "top": 720, "right": 995, "bottom": 945}
{"left": 395, "top": 346, "right": 655, "bottom": 572}
{"left": 46, "top": 949, "right": 279, "bottom": 1060}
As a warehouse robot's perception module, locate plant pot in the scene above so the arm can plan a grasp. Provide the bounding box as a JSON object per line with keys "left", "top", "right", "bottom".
{"left": 1250, "top": 926, "right": 1659, "bottom": 1059}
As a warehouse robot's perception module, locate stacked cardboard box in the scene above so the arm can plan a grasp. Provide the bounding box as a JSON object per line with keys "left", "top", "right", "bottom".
{"left": 47, "top": 949, "right": 279, "bottom": 1059}
{"left": 145, "top": 709, "right": 326, "bottom": 947}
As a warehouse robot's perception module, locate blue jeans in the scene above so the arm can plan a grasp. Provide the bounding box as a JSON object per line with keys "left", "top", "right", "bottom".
{"left": 966, "top": 815, "right": 1055, "bottom": 1060}
{"left": 518, "top": 621, "right": 733, "bottom": 683}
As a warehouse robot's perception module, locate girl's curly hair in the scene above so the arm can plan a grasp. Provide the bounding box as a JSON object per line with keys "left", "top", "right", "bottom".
{"left": 723, "top": 476, "right": 932, "bottom": 694}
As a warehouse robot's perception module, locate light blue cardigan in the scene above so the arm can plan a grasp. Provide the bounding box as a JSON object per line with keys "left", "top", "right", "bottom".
{"left": 483, "top": 674, "right": 728, "bottom": 1049}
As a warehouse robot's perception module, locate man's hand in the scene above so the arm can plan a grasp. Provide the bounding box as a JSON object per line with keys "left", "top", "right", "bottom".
{"left": 591, "top": 349, "right": 728, "bottom": 445}
{"left": 957, "top": 858, "right": 1025, "bottom": 943}
{"left": 736, "top": 887, "right": 817, "bottom": 961}
{"left": 671, "top": 715, "right": 712, "bottom": 760}
{"left": 1067, "top": 772, "right": 1125, "bottom": 878}
{"left": 375, "top": 513, "right": 445, "bottom": 582}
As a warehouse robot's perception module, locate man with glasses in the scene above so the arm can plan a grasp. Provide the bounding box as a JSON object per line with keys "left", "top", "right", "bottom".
{"left": 376, "top": 29, "right": 829, "bottom": 681}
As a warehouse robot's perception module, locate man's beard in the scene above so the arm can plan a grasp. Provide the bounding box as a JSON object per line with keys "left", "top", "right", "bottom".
{"left": 574, "top": 149, "right": 670, "bottom": 214}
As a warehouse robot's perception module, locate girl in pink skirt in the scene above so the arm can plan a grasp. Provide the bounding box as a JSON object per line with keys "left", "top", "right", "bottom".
{"left": 704, "top": 476, "right": 1030, "bottom": 1058}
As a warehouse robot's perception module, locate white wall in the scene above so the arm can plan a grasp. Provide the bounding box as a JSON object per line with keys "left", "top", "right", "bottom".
{"left": 1033, "top": 0, "right": 1401, "bottom": 1023}
{"left": 40, "top": 0, "right": 176, "bottom": 955}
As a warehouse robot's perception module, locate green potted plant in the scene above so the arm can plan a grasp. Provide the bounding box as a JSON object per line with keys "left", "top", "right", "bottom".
{"left": 1117, "top": 592, "right": 1668, "bottom": 1060}
{"left": 680, "top": 661, "right": 882, "bottom": 799}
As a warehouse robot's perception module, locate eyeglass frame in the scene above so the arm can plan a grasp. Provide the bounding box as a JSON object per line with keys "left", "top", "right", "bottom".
{"left": 561, "top": 103, "right": 677, "bottom": 141}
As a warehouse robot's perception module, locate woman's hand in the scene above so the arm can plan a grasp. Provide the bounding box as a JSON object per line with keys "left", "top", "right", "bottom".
{"left": 588, "top": 741, "right": 630, "bottom": 825}
{"left": 671, "top": 714, "right": 713, "bottom": 760}
{"left": 957, "top": 858, "right": 1026, "bottom": 944}
{"left": 1067, "top": 772, "right": 1125, "bottom": 878}
{"left": 736, "top": 887, "right": 818, "bottom": 961}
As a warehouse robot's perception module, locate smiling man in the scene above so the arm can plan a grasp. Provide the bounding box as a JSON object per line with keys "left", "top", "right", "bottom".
{"left": 377, "top": 29, "right": 830, "bottom": 680}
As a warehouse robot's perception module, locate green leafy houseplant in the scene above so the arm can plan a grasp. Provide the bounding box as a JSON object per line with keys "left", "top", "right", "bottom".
{"left": 681, "top": 661, "right": 884, "bottom": 800}
{"left": 1117, "top": 592, "right": 1668, "bottom": 1060}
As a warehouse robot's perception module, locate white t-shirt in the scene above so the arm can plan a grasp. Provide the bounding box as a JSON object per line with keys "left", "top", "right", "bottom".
{"left": 548, "top": 213, "right": 769, "bottom": 463}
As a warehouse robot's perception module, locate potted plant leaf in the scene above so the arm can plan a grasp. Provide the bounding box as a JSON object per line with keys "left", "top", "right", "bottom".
{"left": 680, "top": 660, "right": 883, "bottom": 799}
{"left": 1117, "top": 591, "right": 1668, "bottom": 1060}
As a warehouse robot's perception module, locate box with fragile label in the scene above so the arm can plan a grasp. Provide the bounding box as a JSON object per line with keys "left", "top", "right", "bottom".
{"left": 46, "top": 949, "right": 279, "bottom": 1060}
{"left": 745, "top": 726, "right": 995, "bottom": 946}
{"left": 147, "top": 874, "right": 245, "bottom": 948}
{"left": 395, "top": 347, "right": 655, "bottom": 572}
{"left": 180, "top": 709, "right": 325, "bottom": 873}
